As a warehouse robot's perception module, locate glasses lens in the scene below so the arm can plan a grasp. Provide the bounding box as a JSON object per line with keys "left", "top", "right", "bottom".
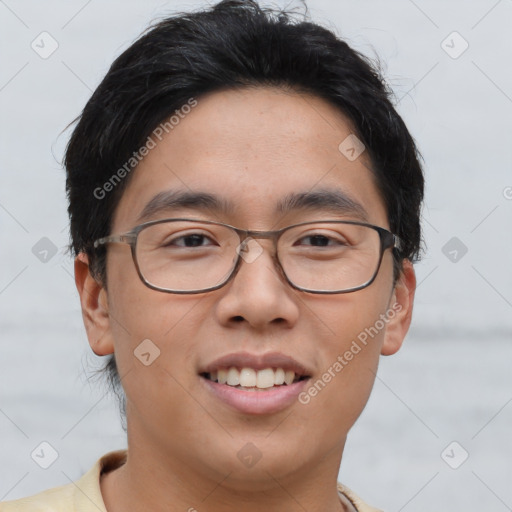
{"left": 279, "top": 222, "right": 382, "bottom": 292}
{"left": 134, "top": 220, "right": 383, "bottom": 293}
{"left": 136, "top": 220, "right": 239, "bottom": 292}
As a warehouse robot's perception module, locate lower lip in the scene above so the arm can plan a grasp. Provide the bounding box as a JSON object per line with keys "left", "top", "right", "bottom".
{"left": 200, "top": 376, "right": 309, "bottom": 415}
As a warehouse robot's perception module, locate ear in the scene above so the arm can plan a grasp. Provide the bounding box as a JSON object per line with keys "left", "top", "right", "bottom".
{"left": 380, "top": 259, "right": 416, "bottom": 356}
{"left": 74, "top": 253, "right": 114, "bottom": 356}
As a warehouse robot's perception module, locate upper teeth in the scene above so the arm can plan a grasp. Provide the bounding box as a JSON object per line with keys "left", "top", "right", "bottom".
{"left": 208, "top": 367, "right": 298, "bottom": 388}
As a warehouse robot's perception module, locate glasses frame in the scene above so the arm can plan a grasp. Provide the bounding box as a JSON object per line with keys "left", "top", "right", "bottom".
{"left": 93, "top": 218, "right": 403, "bottom": 295}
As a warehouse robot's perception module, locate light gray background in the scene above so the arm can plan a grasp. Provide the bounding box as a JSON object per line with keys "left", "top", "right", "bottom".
{"left": 1, "top": 1, "right": 511, "bottom": 510}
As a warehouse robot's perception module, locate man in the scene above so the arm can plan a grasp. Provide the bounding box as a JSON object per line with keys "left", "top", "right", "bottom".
{"left": 2, "top": 0, "right": 423, "bottom": 510}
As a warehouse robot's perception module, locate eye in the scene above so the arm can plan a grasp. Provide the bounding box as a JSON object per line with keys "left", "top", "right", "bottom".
{"left": 299, "top": 235, "right": 335, "bottom": 247}
{"left": 164, "top": 232, "right": 217, "bottom": 248}
{"left": 295, "top": 232, "right": 349, "bottom": 247}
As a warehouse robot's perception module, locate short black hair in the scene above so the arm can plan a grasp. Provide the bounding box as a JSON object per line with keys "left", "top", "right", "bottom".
{"left": 64, "top": 0, "right": 424, "bottom": 423}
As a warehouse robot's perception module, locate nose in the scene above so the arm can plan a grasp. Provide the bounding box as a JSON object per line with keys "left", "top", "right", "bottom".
{"left": 214, "top": 238, "right": 300, "bottom": 330}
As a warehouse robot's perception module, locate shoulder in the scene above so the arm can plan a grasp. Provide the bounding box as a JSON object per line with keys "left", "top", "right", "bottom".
{"left": 0, "top": 483, "right": 75, "bottom": 512}
{"left": 0, "top": 450, "right": 127, "bottom": 512}
{"left": 338, "top": 482, "right": 383, "bottom": 512}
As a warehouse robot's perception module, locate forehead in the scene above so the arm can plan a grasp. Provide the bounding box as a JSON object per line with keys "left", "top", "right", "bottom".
{"left": 112, "top": 86, "right": 388, "bottom": 230}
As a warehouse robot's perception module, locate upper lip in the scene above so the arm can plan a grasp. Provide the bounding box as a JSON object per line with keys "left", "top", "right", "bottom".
{"left": 200, "top": 351, "right": 312, "bottom": 377}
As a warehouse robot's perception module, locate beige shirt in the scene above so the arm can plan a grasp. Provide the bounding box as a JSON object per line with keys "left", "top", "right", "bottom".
{"left": 1, "top": 450, "right": 381, "bottom": 512}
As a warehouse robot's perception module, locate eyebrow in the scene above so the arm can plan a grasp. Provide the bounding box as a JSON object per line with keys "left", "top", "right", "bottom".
{"left": 136, "top": 188, "right": 368, "bottom": 223}
{"left": 137, "top": 190, "right": 235, "bottom": 223}
{"left": 277, "top": 189, "right": 368, "bottom": 221}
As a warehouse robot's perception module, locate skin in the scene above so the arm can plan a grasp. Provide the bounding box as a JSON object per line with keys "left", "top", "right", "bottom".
{"left": 75, "top": 86, "right": 416, "bottom": 512}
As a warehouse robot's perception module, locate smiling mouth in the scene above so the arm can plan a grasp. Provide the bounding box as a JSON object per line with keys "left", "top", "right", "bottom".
{"left": 200, "top": 367, "right": 309, "bottom": 391}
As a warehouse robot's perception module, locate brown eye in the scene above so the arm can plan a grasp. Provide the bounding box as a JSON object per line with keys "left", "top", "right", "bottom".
{"left": 169, "top": 234, "right": 212, "bottom": 247}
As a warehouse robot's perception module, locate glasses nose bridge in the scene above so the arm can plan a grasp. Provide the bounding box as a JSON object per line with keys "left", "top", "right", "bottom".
{"left": 236, "top": 227, "right": 281, "bottom": 253}
{"left": 231, "top": 227, "right": 287, "bottom": 287}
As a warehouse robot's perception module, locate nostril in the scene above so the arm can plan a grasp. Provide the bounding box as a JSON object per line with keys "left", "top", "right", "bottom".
{"left": 232, "top": 315, "right": 244, "bottom": 323}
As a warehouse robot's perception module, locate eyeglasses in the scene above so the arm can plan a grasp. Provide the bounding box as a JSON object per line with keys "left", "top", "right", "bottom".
{"left": 93, "top": 218, "right": 402, "bottom": 294}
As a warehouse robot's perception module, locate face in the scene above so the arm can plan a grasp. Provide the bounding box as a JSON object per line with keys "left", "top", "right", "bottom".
{"left": 77, "top": 86, "right": 415, "bottom": 489}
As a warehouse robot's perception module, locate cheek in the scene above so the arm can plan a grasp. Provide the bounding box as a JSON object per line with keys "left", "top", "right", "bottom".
{"left": 108, "top": 289, "right": 205, "bottom": 371}
{"left": 106, "top": 284, "right": 212, "bottom": 442}
{"left": 105, "top": 251, "right": 207, "bottom": 398}
{"left": 106, "top": 247, "right": 206, "bottom": 339}
{"left": 306, "top": 260, "right": 394, "bottom": 358}
{"left": 297, "top": 268, "right": 394, "bottom": 431}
